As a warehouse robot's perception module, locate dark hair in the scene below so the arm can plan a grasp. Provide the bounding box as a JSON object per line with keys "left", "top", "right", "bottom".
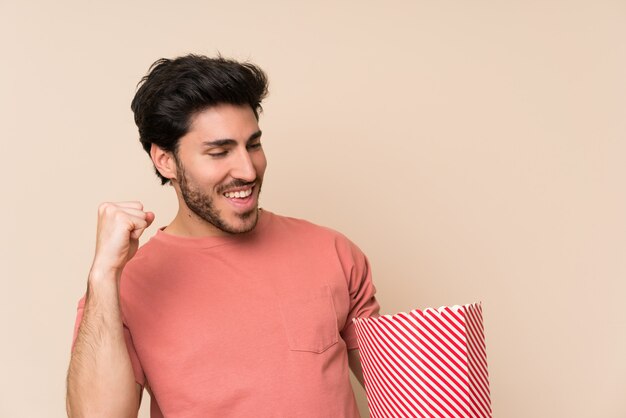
{"left": 131, "top": 54, "right": 269, "bottom": 184}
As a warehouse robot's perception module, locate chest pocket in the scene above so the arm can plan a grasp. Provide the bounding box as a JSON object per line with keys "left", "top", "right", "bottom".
{"left": 278, "top": 284, "right": 339, "bottom": 353}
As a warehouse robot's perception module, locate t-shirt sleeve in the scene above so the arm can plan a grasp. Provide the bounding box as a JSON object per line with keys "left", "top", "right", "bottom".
{"left": 71, "top": 295, "right": 146, "bottom": 387}
{"left": 335, "top": 235, "right": 381, "bottom": 350}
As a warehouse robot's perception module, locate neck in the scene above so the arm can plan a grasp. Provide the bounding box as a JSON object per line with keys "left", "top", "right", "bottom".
{"left": 164, "top": 208, "right": 231, "bottom": 238}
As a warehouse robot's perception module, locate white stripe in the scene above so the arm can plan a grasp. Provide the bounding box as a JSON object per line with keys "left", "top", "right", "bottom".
{"left": 358, "top": 320, "right": 445, "bottom": 417}
{"left": 354, "top": 302, "right": 492, "bottom": 418}
{"left": 360, "top": 318, "right": 462, "bottom": 418}
{"left": 410, "top": 312, "right": 469, "bottom": 363}
{"left": 373, "top": 316, "right": 471, "bottom": 414}
{"left": 356, "top": 321, "right": 422, "bottom": 417}
{"left": 390, "top": 318, "right": 468, "bottom": 385}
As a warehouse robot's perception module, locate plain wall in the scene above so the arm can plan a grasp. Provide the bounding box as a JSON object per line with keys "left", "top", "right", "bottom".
{"left": 1, "top": 0, "right": 625, "bottom": 417}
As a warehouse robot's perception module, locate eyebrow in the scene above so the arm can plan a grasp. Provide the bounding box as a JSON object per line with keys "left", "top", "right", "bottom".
{"left": 201, "top": 130, "right": 262, "bottom": 147}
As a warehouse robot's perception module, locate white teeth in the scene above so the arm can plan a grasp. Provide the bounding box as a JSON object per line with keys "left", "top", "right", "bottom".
{"left": 224, "top": 188, "right": 253, "bottom": 199}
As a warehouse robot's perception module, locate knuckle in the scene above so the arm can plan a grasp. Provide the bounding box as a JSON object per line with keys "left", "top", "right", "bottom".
{"left": 98, "top": 202, "right": 115, "bottom": 217}
{"left": 113, "top": 210, "right": 127, "bottom": 222}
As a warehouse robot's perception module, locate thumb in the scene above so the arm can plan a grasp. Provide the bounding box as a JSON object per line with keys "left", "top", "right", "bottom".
{"left": 129, "top": 212, "right": 155, "bottom": 240}
{"left": 146, "top": 211, "right": 156, "bottom": 227}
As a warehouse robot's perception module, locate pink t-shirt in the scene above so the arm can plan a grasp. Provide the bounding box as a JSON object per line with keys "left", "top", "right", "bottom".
{"left": 72, "top": 210, "right": 380, "bottom": 417}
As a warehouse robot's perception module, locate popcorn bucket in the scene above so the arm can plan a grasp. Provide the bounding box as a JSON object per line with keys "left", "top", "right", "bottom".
{"left": 352, "top": 303, "right": 491, "bottom": 418}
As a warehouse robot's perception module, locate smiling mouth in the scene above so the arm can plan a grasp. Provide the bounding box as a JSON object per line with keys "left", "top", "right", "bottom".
{"left": 223, "top": 188, "right": 253, "bottom": 199}
{"left": 221, "top": 182, "right": 256, "bottom": 201}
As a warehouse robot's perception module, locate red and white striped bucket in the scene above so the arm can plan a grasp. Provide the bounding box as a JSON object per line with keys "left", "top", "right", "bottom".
{"left": 352, "top": 303, "right": 491, "bottom": 418}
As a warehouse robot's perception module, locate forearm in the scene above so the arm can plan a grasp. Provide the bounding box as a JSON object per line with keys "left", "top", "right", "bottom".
{"left": 348, "top": 348, "right": 365, "bottom": 388}
{"left": 66, "top": 272, "right": 139, "bottom": 418}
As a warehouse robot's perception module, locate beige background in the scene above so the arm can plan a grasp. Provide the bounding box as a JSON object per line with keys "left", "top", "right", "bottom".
{"left": 1, "top": 0, "right": 625, "bottom": 417}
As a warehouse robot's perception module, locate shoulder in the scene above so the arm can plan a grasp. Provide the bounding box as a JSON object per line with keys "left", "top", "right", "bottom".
{"left": 265, "top": 210, "right": 364, "bottom": 256}
{"left": 120, "top": 232, "right": 167, "bottom": 279}
{"left": 266, "top": 211, "right": 347, "bottom": 240}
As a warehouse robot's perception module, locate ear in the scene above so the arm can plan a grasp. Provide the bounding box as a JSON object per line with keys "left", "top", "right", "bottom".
{"left": 150, "top": 144, "right": 178, "bottom": 181}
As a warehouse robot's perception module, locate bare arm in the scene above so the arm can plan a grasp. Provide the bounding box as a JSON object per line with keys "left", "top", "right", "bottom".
{"left": 348, "top": 348, "right": 365, "bottom": 388}
{"left": 66, "top": 202, "right": 154, "bottom": 418}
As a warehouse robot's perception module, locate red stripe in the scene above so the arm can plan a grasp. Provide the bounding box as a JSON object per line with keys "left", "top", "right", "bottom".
{"left": 382, "top": 315, "right": 471, "bottom": 404}
{"left": 361, "top": 321, "right": 455, "bottom": 418}
{"left": 363, "top": 318, "right": 467, "bottom": 417}
{"left": 464, "top": 317, "right": 490, "bottom": 402}
{"left": 468, "top": 361, "right": 491, "bottom": 416}
{"left": 393, "top": 313, "right": 470, "bottom": 383}
{"left": 354, "top": 325, "right": 386, "bottom": 418}
{"left": 407, "top": 314, "right": 467, "bottom": 376}
{"left": 423, "top": 313, "right": 467, "bottom": 357}
{"left": 467, "top": 305, "right": 486, "bottom": 342}
{"left": 364, "top": 316, "right": 460, "bottom": 417}
{"left": 357, "top": 319, "right": 437, "bottom": 417}
{"left": 442, "top": 307, "right": 466, "bottom": 335}
{"left": 464, "top": 308, "right": 490, "bottom": 386}
{"left": 355, "top": 320, "right": 420, "bottom": 417}
{"left": 375, "top": 317, "right": 471, "bottom": 416}
{"left": 465, "top": 332, "right": 490, "bottom": 394}
{"left": 353, "top": 303, "right": 492, "bottom": 418}
{"left": 358, "top": 320, "right": 442, "bottom": 417}
{"left": 413, "top": 311, "right": 468, "bottom": 365}
{"left": 466, "top": 307, "right": 488, "bottom": 367}
{"left": 431, "top": 309, "right": 466, "bottom": 344}
{"left": 463, "top": 305, "right": 492, "bottom": 417}
{"left": 465, "top": 307, "right": 487, "bottom": 355}
{"left": 355, "top": 321, "right": 410, "bottom": 418}
{"left": 400, "top": 312, "right": 468, "bottom": 374}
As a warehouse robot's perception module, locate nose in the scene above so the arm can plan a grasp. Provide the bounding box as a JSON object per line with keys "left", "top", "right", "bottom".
{"left": 230, "top": 147, "right": 257, "bottom": 182}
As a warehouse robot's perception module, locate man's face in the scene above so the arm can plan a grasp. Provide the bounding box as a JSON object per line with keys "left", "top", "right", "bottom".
{"left": 172, "top": 104, "right": 267, "bottom": 235}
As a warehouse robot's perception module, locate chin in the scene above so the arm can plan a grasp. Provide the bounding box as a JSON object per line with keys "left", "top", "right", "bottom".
{"left": 224, "top": 209, "right": 259, "bottom": 234}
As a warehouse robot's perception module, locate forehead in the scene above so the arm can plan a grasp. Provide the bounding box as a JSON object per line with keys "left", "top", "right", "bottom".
{"left": 186, "top": 104, "right": 259, "bottom": 141}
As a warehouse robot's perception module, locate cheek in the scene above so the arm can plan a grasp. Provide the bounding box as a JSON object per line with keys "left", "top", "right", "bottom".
{"left": 254, "top": 152, "right": 268, "bottom": 176}
{"left": 186, "top": 161, "right": 228, "bottom": 189}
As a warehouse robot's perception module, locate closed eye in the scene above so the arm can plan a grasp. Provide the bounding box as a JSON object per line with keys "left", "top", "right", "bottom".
{"left": 208, "top": 150, "right": 228, "bottom": 157}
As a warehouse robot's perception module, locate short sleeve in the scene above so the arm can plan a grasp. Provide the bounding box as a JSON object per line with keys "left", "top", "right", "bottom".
{"left": 71, "top": 295, "right": 146, "bottom": 386}
{"left": 335, "top": 236, "right": 381, "bottom": 350}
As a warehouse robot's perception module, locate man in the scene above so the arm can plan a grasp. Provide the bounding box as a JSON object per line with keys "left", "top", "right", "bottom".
{"left": 66, "top": 54, "right": 380, "bottom": 418}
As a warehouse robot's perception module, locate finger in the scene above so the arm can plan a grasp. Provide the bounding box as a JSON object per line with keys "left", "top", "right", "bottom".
{"left": 98, "top": 202, "right": 144, "bottom": 219}
{"left": 114, "top": 207, "right": 151, "bottom": 220}
{"left": 128, "top": 216, "right": 149, "bottom": 240}
{"left": 114, "top": 201, "right": 144, "bottom": 210}
{"left": 145, "top": 212, "right": 156, "bottom": 227}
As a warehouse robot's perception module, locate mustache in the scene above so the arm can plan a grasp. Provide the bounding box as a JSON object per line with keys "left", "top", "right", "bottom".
{"left": 217, "top": 179, "right": 258, "bottom": 194}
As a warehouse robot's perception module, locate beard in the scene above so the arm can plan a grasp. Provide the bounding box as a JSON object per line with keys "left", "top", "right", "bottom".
{"left": 176, "top": 160, "right": 262, "bottom": 234}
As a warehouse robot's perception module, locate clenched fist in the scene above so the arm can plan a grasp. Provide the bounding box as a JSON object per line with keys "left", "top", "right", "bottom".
{"left": 90, "top": 201, "right": 155, "bottom": 277}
